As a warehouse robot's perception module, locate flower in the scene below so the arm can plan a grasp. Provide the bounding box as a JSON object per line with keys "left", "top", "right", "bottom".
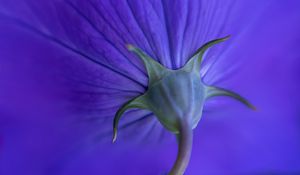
{"left": 0, "top": 0, "right": 300, "bottom": 175}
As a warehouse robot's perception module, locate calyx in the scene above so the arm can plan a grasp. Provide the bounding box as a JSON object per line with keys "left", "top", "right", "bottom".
{"left": 112, "top": 36, "right": 255, "bottom": 175}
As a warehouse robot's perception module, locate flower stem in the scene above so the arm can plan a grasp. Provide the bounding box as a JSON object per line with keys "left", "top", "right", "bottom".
{"left": 169, "top": 120, "right": 193, "bottom": 175}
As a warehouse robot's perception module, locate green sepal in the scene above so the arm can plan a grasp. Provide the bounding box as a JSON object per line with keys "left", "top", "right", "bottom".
{"left": 111, "top": 36, "right": 256, "bottom": 175}
{"left": 112, "top": 95, "right": 148, "bottom": 143}
{"left": 127, "top": 44, "right": 168, "bottom": 85}
{"left": 205, "top": 86, "right": 256, "bottom": 110}
{"left": 182, "top": 35, "right": 230, "bottom": 73}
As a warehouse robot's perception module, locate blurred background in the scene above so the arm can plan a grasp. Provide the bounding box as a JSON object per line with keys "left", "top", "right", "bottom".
{"left": 0, "top": 0, "right": 300, "bottom": 174}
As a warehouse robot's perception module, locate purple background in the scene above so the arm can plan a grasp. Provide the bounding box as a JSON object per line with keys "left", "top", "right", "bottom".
{"left": 0, "top": 0, "right": 300, "bottom": 174}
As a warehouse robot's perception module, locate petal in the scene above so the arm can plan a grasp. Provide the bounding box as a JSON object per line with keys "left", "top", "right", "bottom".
{"left": 190, "top": 0, "right": 300, "bottom": 174}
{"left": 1, "top": 0, "right": 300, "bottom": 175}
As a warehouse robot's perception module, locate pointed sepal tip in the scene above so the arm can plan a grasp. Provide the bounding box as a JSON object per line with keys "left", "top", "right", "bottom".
{"left": 183, "top": 35, "right": 231, "bottom": 73}
{"left": 205, "top": 86, "right": 256, "bottom": 110}
{"left": 112, "top": 95, "right": 148, "bottom": 143}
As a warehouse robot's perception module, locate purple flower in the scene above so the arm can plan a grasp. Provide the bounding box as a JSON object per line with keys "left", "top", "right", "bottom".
{"left": 1, "top": 0, "right": 300, "bottom": 175}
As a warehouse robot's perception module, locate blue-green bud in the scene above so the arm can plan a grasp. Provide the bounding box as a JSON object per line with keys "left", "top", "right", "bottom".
{"left": 112, "top": 36, "right": 255, "bottom": 175}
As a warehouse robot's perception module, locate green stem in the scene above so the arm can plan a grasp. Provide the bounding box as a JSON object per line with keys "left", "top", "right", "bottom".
{"left": 169, "top": 120, "right": 193, "bottom": 175}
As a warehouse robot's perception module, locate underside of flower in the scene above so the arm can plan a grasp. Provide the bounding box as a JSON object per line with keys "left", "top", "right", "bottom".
{"left": 112, "top": 36, "right": 255, "bottom": 175}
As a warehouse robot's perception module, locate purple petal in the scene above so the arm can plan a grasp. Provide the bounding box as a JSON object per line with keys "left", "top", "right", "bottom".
{"left": 0, "top": 0, "right": 300, "bottom": 174}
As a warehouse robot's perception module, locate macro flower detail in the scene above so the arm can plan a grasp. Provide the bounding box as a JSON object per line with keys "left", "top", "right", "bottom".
{"left": 113, "top": 36, "right": 255, "bottom": 174}
{"left": 1, "top": 0, "right": 300, "bottom": 175}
